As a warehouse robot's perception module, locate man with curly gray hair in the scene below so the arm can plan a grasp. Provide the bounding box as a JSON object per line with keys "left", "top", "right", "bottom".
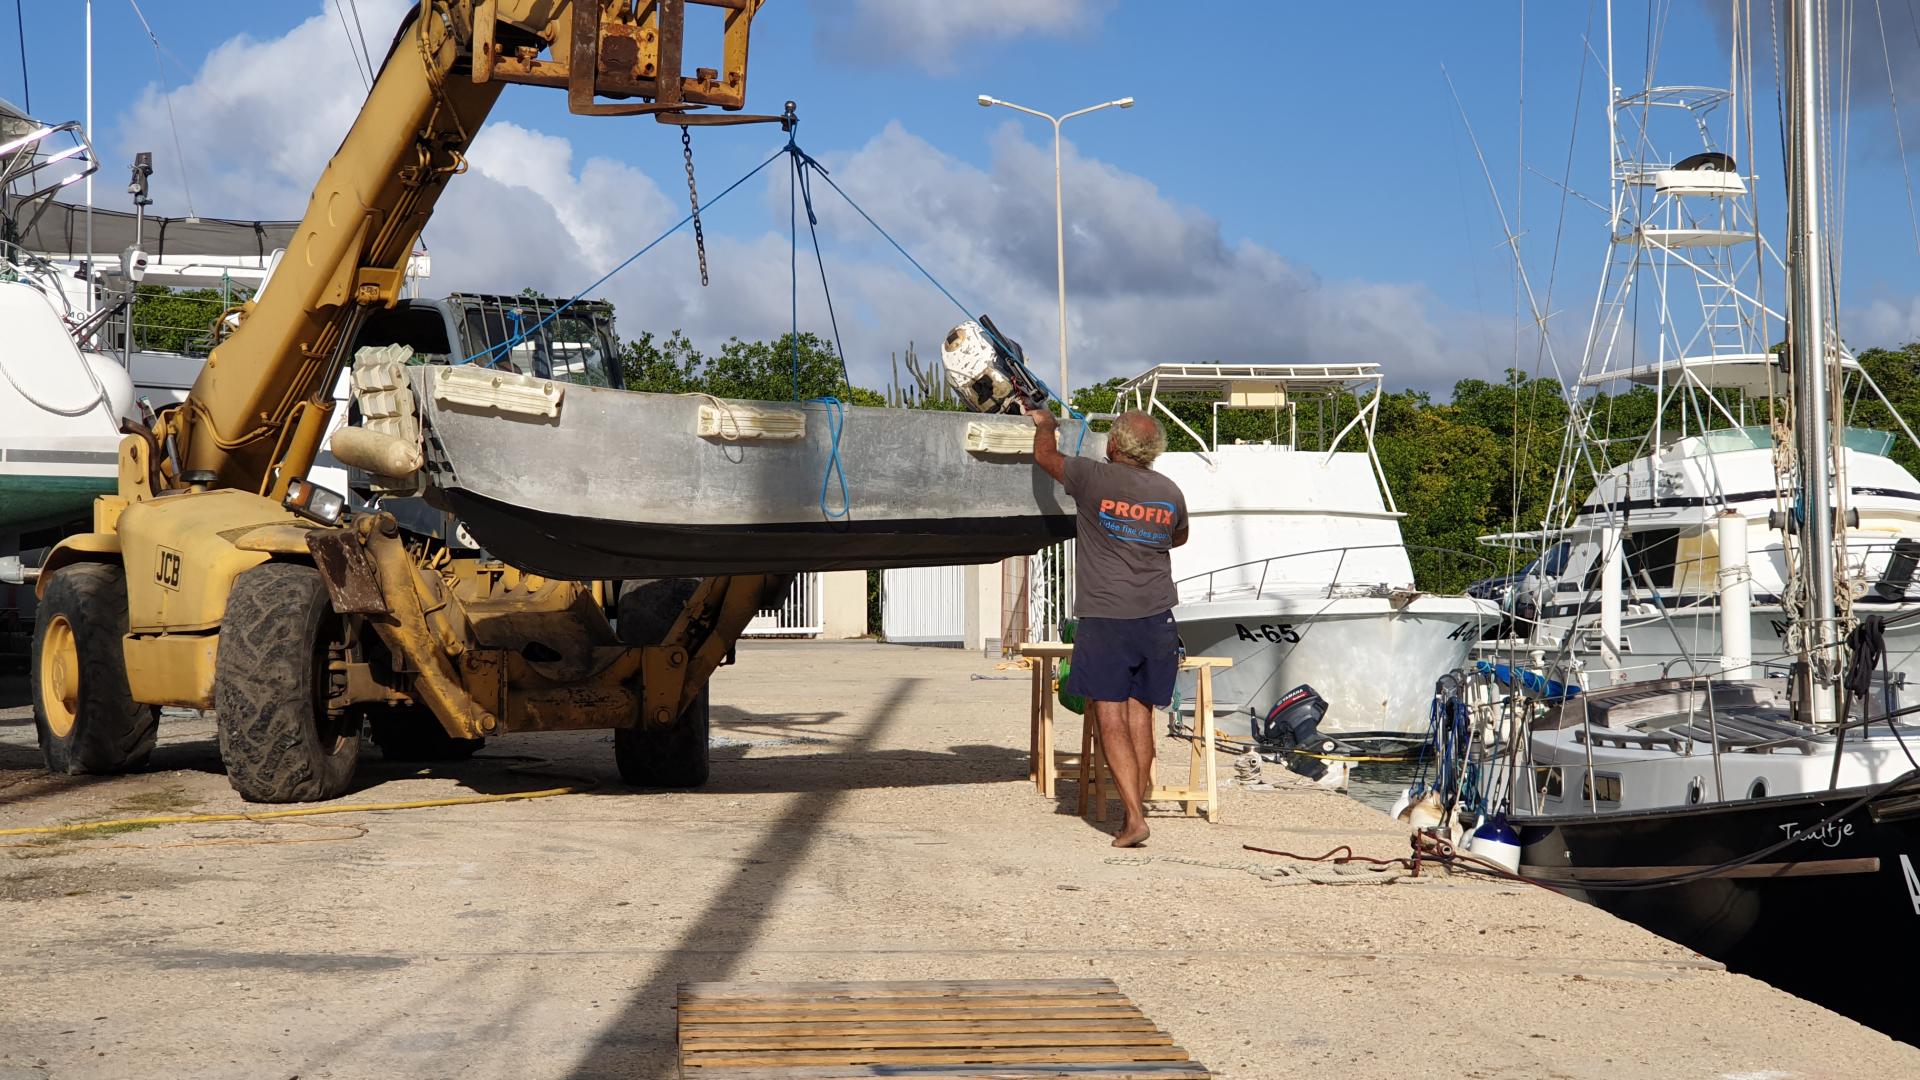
{"left": 1028, "top": 406, "right": 1188, "bottom": 847}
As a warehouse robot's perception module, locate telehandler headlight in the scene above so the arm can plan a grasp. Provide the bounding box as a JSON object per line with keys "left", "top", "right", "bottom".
{"left": 283, "top": 477, "right": 347, "bottom": 525}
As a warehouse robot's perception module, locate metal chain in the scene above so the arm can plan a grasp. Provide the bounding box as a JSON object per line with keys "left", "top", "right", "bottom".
{"left": 681, "top": 125, "right": 709, "bottom": 286}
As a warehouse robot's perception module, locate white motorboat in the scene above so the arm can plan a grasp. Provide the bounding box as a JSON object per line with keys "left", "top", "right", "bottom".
{"left": 1113, "top": 363, "right": 1497, "bottom": 740}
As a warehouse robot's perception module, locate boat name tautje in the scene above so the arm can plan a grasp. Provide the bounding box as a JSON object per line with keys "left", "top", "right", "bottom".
{"left": 1778, "top": 819, "right": 1855, "bottom": 847}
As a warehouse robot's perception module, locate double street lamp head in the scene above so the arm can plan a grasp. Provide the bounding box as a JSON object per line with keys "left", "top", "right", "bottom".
{"left": 971, "top": 92, "right": 1135, "bottom": 396}
{"left": 975, "top": 95, "right": 1137, "bottom": 116}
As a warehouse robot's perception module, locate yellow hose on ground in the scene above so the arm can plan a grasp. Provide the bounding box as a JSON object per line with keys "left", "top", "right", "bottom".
{"left": 0, "top": 786, "right": 582, "bottom": 838}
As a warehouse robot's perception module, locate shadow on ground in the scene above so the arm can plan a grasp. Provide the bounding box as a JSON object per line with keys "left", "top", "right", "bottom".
{"left": 562, "top": 677, "right": 921, "bottom": 1078}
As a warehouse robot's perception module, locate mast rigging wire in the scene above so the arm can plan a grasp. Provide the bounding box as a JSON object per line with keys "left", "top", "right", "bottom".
{"left": 345, "top": 0, "right": 377, "bottom": 81}
{"left": 1873, "top": 0, "right": 1920, "bottom": 257}
{"left": 334, "top": 0, "right": 372, "bottom": 90}
{"left": 12, "top": 0, "right": 26, "bottom": 113}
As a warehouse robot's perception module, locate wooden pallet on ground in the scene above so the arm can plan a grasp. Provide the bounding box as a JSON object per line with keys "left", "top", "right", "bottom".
{"left": 677, "top": 978, "right": 1211, "bottom": 1079}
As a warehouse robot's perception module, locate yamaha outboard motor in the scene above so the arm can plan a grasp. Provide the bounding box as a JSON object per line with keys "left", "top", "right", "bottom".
{"left": 1253, "top": 685, "right": 1333, "bottom": 781}
{"left": 942, "top": 315, "right": 1048, "bottom": 414}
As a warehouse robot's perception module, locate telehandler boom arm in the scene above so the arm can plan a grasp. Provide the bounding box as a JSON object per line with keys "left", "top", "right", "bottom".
{"left": 172, "top": 0, "right": 766, "bottom": 497}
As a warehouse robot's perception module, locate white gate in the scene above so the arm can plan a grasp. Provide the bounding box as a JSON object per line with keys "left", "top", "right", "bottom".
{"left": 881, "top": 565, "right": 967, "bottom": 643}
{"left": 1027, "top": 540, "right": 1075, "bottom": 643}
{"left": 744, "top": 572, "right": 822, "bottom": 637}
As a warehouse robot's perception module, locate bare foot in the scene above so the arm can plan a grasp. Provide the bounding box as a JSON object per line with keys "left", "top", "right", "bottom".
{"left": 1111, "top": 823, "right": 1150, "bottom": 848}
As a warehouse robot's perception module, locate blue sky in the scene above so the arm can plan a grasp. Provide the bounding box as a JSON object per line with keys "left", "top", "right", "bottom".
{"left": 9, "top": 1, "right": 1919, "bottom": 393}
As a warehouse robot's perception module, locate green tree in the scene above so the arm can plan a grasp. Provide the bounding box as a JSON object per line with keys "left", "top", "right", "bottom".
{"left": 129, "top": 284, "right": 240, "bottom": 355}
{"left": 621, "top": 329, "right": 706, "bottom": 394}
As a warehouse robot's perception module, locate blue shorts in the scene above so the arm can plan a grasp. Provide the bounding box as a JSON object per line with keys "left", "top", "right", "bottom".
{"left": 1065, "top": 612, "right": 1180, "bottom": 707}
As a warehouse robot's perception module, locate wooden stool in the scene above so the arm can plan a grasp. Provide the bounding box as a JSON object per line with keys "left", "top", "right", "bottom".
{"left": 1018, "top": 643, "right": 1231, "bottom": 823}
{"left": 1019, "top": 642, "right": 1075, "bottom": 798}
{"left": 676, "top": 978, "right": 1211, "bottom": 1077}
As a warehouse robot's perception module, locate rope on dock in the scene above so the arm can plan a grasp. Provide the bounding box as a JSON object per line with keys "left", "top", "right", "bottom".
{"left": 1105, "top": 852, "right": 1410, "bottom": 886}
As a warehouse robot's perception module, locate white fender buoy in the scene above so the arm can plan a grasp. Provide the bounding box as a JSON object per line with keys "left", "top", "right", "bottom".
{"left": 1466, "top": 813, "right": 1522, "bottom": 874}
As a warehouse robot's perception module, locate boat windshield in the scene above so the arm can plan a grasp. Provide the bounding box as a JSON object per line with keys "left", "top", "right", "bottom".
{"left": 1526, "top": 540, "right": 1572, "bottom": 578}
{"left": 453, "top": 295, "right": 623, "bottom": 388}
{"left": 1679, "top": 424, "right": 1894, "bottom": 459}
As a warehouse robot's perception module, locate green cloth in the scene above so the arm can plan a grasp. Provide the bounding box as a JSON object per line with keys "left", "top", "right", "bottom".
{"left": 1056, "top": 619, "right": 1085, "bottom": 715}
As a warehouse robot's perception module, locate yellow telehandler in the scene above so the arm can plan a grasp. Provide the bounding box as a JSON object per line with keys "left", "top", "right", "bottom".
{"left": 32, "top": 0, "right": 782, "bottom": 802}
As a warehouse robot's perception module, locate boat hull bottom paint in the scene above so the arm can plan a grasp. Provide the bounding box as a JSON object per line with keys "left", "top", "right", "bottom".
{"left": 1519, "top": 784, "right": 1920, "bottom": 1045}
{"left": 1172, "top": 595, "right": 1494, "bottom": 737}
{"left": 445, "top": 488, "right": 1076, "bottom": 579}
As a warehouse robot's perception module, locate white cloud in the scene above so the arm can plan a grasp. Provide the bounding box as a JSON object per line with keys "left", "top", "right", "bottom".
{"left": 111, "top": 1, "right": 1496, "bottom": 394}
{"left": 785, "top": 122, "right": 1494, "bottom": 389}
{"left": 118, "top": 0, "right": 413, "bottom": 217}
{"left": 1849, "top": 295, "right": 1920, "bottom": 349}
{"left": 810, "top": 0, "right": 1113, "bottom": 73}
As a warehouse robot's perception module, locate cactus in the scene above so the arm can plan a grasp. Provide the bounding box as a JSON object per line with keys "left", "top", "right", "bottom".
{"left": 901, "top": 340, "right": 951, "bottom": 405}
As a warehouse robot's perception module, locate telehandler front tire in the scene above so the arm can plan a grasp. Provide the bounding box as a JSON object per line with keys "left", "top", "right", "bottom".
{"left": 31, "top": 563, "right": 159, "bottom": 775}
{"left": 215, "top": 563, "right": 361, "bottom": 803}
{"left": 615, "top": 686, "right": 710, "bottom": 789}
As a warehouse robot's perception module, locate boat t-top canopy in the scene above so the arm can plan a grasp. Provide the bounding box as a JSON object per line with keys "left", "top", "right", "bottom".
{"left": 1113, "top": 362, "right": 1390, "bottom": 474}
{"left": 1577, "top": 350, "right": 1863, "bottom": 396}
{"left": 1115, "top": 362, "right": 1384, "bottom": 403}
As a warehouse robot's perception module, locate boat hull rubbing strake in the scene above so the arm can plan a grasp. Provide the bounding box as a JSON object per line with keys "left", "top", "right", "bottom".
{"left": 408, "top": 368, "right": 1092, "bottom": 578}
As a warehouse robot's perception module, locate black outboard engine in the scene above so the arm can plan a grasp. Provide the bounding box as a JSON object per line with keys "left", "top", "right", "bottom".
{"left": 1253, "top": 685, "right": 1333, "bottom": 782}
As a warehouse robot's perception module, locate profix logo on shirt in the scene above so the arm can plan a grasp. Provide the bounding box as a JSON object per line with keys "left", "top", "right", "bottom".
{"left": 1097, "top": 498, "right": 1177, "bottom": 546}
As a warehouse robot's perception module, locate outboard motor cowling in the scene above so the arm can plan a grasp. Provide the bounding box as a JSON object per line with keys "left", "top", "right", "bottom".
{"left": 942, "top": 315, "right": 1046, "bottom": 414}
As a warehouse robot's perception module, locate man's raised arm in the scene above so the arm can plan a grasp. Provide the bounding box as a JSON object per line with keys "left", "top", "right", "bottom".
{"left": 1025, "top": 403, "right": 1068, "bottom": 485}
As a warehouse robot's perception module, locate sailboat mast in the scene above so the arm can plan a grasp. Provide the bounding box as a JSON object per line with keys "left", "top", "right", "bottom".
{"left": 1785, "top": 0, "right": 1840, "bottom": 719}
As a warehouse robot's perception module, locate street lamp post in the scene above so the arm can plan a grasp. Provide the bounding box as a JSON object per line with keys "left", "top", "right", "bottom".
{"left": 978, "top": 94, "right": 1133, "bottom": 400}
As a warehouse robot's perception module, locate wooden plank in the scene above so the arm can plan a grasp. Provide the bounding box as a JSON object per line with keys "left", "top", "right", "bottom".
{"left": 679, "top": 1006, "right": 1148, "bottom": 1025}
{"left": 682, "top": 1032, "right": 1175, "bottom": 1052}
{"left": 682, "top": 1019, "right": 1160, "bottom": 1038}
{"left": 679, "top": 991, "right": 1128, "bottom": 1006}
{"left": 681, "top": 980, "right": 1118, "bottom": 999}
{"left": 674, "top": 980, "right": 1209, "bottom": 1078}
{"left": 683, "top": 1053, "right": 1205, "bottom": 1068}
{"left": 682, "top": 1046, "right": 1195, "bottom": 1068}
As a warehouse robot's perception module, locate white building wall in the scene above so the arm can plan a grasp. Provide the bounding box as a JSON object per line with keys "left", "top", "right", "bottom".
{"left": 819, "top": 570, "right": 869, "bottom": 639}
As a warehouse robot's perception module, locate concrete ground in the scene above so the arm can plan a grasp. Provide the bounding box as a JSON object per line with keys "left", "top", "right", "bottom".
{"left": 2, "top": 640, "right": 1915, "bottom": 1080}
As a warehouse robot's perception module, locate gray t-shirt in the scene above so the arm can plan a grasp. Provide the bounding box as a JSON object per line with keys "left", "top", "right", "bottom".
{"left": 1062, "top": 456, "right": 1188, "bottom": 619}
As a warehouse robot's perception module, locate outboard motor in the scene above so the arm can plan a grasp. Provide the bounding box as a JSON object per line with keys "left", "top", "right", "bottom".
{"left": 1252, "top": 685, "right": 1341, "bottom": 782}
{"left": 1253, "top": 685, "right": 1329, "bottom": 750}
{"left": 942, "top": 315, "right": 1047, "bottom": 414}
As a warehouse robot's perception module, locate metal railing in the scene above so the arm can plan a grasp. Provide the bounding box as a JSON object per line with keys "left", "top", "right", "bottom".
{"left": 743, "top": 573, "right": 822, "bottom": 637}
{"left": 1027, "top": 541, "right": 1075, "bottom": 643}
{"left": 1175, "top": 543, "right": 1499, "bottom": 605}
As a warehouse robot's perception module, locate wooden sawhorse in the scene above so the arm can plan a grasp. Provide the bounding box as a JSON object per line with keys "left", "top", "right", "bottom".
{"left": 1019, "top": 642, "right": 1231, "bottom": 823}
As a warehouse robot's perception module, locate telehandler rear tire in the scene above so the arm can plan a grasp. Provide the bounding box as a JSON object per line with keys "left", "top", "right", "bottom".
{"left": 369, "top": 708, "right": 485, "bottom": 762}
{"left": 31, "top": 563, "right": 159, "bottom": 775}
{"left": 615, "top": 686, "right": 710, "bottom": 788}
{"left": 614, "top": 578, "right": 701, "bottom": 646}
{"left": 215, "top": 563, "right": 361, "bottom": 803}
